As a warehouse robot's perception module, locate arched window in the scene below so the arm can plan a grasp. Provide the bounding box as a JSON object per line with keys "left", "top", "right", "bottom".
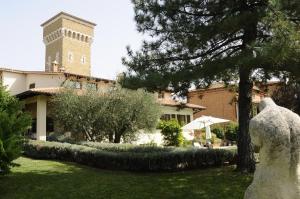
{"left": 68, "top": 52, "right": 73, "bottom": 63}
{"left": 81, "top": 55, "right": 86, "bottom": 64}
{"left": 68, "top": 31, "right": 72, "bottom": 37}
{"left": 81, "top": 35, "right": 84, "bottom": 41}
{"left": 77, "top": 33, "right": 80, "bottom": 40}
{"left": 85, "top": 36, "right": 89, "bottom": 42}
{"left": 72, "top": 32, "right": 76, "bottom": 38}
{"left": 64, "top": 29, "right": 67, "bottom": 36}
{"left": 55, "top": 52, "right": 59, "bottom": 62}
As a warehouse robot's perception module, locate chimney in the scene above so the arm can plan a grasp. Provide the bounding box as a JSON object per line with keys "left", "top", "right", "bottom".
{"left": 59, "top": 66, "right": 65, "bottom": 72}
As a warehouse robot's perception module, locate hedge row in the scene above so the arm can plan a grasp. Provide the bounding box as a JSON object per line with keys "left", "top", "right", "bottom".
{"left": 23, "top": 140, "right": 237, "bottom": 172}
{"left": 80, "top": 141, "right": 174, "bottom": 153}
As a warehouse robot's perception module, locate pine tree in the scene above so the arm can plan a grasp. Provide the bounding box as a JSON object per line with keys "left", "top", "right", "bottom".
{"left": 0, "top": 86, "right": 31, "bottom": 174}
{"left": 122, "top": 0, "right": 300, "bottom": 172}
{"left": 272, "top": 78, "right": 300, "bottom": 115}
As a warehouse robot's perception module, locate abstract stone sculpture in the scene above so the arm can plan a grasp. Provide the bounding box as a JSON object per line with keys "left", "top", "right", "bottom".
{"left": 244, "top": 98, "right": 300, "bottom": 199}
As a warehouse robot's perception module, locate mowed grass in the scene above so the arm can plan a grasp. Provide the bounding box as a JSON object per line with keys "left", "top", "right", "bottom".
{"left": 0, "top": 157, "right": 252, "bottom": 199}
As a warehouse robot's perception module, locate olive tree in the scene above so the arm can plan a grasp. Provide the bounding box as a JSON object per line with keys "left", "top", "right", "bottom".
{"left": 50, "top": 87, "right": 161, "bottom": 143}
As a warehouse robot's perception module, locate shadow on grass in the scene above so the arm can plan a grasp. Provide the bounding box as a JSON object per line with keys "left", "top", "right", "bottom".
{"left": 0, "top": 157, "right": 252, "bottom": 199}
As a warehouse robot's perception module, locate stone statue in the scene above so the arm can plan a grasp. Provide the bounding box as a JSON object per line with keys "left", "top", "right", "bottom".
{"left": 244, "top": 98, "right": 300, "bottom": 199}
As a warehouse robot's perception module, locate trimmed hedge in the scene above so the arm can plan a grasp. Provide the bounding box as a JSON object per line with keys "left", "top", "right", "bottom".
{"left": 23, "top": 140, "right": 237, "bottom": 172}
{"left": 80, "top": 141, "right": 174, "bottom": 153}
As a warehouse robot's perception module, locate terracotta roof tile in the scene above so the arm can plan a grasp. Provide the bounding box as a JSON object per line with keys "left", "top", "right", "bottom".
{"left": 159, "top": 100, "right": 206, "bottom": 110}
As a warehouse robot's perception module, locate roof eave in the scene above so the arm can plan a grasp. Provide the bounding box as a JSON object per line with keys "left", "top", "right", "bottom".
{"left": 41, "top": 11, "right": 97, "bottom": 27}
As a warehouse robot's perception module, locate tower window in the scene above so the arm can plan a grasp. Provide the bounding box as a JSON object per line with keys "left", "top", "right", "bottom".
{"left": 81, "top": 56, "right": 86, "bottom": 64}
{"left": 55, "top": 52, "right": 59, "bottom": 62}
{"left": 68, "top": 52, "right": 73, "bottom": 63}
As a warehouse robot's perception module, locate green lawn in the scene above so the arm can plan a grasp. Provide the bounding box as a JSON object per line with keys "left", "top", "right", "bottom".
{"left": 0, "top": 157, "right": 252, "bottom": 199}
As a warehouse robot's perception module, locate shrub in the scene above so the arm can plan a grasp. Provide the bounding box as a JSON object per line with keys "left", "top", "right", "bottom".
{"left": 23, "top": 140, "right": 237, "bottom": 172}
{"left": 211, "top": 125, "right": 225, "bottom": 139}
{"left": 224, "top": 122, "right": 238, "bottom": 142}
{"left": 158, "top": 120, "right": 184, "bottom": 147}
{"left": 47, "top": 132, "right": 76, "bottom": 144}
{"left": 0, "top": 86, "right": 31, "bottom": 174}
{"left": 80, "top": 141, "right": 173, "bottom": 153}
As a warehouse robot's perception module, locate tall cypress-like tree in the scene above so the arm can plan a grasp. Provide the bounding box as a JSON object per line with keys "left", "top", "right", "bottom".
{"left": 122, "top": 0, "right": 300, "bottom": 172}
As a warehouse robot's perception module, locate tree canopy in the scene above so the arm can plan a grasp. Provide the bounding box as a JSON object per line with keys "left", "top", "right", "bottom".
{"left": 122, "top": 0, "right": 300, "bottom": 172}
{"left": 50, "top": 86, "right": 161, "bottom": 143}
{"left": 122, "top": 0, "right": 299, "bottom": 92}
{"left": 272, "top": 79, "right": 300, "bottom": 115}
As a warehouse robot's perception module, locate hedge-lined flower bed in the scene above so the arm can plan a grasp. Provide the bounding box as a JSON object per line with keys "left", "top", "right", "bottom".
{"left": 23, "top": 140, "right": 237, "bottom": 172}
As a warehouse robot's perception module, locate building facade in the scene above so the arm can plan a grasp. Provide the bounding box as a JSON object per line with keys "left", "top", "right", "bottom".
{"left": 0, "top": 12, "right": 204, "bottom": 143}
{"left": 188, "top": 83, "right": 264, "bottom": 122}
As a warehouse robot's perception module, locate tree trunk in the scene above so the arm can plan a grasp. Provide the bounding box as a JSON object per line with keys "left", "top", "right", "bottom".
{"left": 237, "top": 67, "right": 256, "bottom": 173}
{"left": 109, "top": 133, "right": 114, "bottom": 143}
{"left": 114, "top": 134, "right": 121, "bottom": 143}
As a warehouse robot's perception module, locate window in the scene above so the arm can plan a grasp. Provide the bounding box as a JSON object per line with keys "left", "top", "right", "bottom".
{"left": 187, "top": 115, "right": 191, "bottom": 123}
{"left": 177, "top": 115, "right": 186, "bottom": 125}
{"left": 84, "top": 82, "right": 97, "bottom": 90}
{"left": 68, "top": 52, "right": 73, "bottom": 63}
{"left": 55, "top": 52, "right": 59, "bottom": 62}
{"left": 68, "top": 80, "right": 81, "bottom": 89}
{"left": 81, "top": 55, "right": 86, "bottom": 64}
{"left": 160, "top": 114, "right": 171, "bottom": 121}
{"left": 29, "top": 83, "right": 35, "bottom": 89}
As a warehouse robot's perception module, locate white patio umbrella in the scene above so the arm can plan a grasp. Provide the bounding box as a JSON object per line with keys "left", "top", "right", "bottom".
{"left": 205, "top": 125, "right": 212, "bottom": 140}
{"left": 182, "top": 116, "right": 230, "bottom": 141}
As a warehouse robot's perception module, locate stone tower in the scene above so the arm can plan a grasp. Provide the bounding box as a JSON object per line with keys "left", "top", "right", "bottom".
{"left": 41, "top": 12, "right": 96, "bottom": 76}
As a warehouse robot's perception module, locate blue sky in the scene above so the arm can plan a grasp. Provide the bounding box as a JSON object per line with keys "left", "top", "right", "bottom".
{"left": 0, "top": 0, "right": 144, "bottom": 79}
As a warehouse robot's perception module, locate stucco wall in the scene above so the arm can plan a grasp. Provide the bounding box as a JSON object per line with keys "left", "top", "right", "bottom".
{"left": 25, "top": 74, "right": 65, "bottom": 89}
{"left": 45, "top": 39, "right": 63, "bottom": 71}
{"left": 2, "top": 71, "right": 27, "bottom": 95}
{"left": 61, "top": 37, "right": 91, "bottom": 76}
